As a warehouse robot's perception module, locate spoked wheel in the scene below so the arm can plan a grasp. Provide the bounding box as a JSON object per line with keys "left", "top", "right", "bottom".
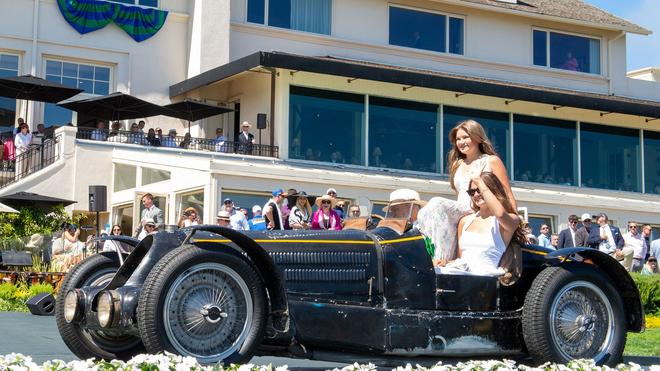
{"left": 522, "top": 266, "right": 626, "bottom": 366}
{"left": 55, "top": 253, "right": 144, "bottom": 360}
{"left": 137, "top": 245, "right": 266, "bottom": 365}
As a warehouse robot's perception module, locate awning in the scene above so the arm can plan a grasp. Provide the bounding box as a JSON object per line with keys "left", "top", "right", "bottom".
{"left": 170, "top": 51, "right": 660, "bottom": 119}
{"left": 59, "top": 92, "right": 166, "bottom": 121}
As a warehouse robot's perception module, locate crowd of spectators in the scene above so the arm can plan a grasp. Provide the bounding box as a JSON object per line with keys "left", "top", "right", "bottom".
{"left": 0, "top": 118, "right": 56, "bottom": 177}
{"left": 528, "top": 212, "right": 660, "bottom": 275}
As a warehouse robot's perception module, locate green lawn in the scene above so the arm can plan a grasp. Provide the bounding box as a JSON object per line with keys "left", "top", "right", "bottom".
{"left": 624, "top": 328, "right": 660, "bottom": 357}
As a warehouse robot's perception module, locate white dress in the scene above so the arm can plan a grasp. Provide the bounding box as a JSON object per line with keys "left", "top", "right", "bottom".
{"left": 417, "top": 154, "right": 491, "bottom": 260}
{"left": 437, "top": 213, "right": 506, "bottom": 276}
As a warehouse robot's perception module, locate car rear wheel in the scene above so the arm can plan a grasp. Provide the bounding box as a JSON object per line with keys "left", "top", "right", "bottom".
{"left": 522, "top": 265, "right": 626, "bottom": 366}
{"left": 137, "top": 245, "right": 266, "bottom": 365}
{"left": 55, "top": 253, "right": 144, "bottom": 360}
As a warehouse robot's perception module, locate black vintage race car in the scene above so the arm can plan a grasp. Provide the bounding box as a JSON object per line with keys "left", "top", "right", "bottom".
{"left": 55, "top": 217, "right": 644, "bottom": 367}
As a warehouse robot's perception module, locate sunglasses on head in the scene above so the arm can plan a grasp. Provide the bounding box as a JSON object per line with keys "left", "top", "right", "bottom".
{"left": 466, "top": 188, "right": 481, "bottom": 197}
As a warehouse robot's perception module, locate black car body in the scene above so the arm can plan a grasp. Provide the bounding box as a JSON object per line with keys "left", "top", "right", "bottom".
{"left": 55, "top": 221, "right": 644, "bottom": 366}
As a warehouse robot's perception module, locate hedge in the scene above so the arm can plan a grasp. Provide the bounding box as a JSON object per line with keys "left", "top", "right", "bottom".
{"left": 630, "top": 273, "right": 660, "bottom": 317}
{"left": 0, "top": 282, "right": 54, "bottom": 312}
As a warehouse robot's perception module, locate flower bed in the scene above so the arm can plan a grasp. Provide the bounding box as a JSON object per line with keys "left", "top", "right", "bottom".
{"left": 0, "top": 353, "right": 657, "bottom": 371}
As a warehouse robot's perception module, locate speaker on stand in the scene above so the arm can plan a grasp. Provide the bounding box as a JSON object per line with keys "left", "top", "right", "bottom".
{"left": 256, "top": 113, "right": 267, "bottom": 153}
{"left": 89, "top": 185, "right": 107, "bottom": 255}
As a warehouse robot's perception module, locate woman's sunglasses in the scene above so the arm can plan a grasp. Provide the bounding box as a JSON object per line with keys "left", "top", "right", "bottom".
{"left": 466, "top": 188, "right": 481, "bottom": 197}
{"left": 321, "top": 200, "right": 331, "bottom": 205}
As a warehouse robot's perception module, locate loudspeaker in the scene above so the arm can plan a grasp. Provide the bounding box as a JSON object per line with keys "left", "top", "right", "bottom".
{"left": 256, "top": 113, "right": 267, "bottom": 129}
{"left": 27, "top": 293, "right": 56, "bottom": 316}
{"left": 89, "top": 185, "right": 107, "bottom": 212}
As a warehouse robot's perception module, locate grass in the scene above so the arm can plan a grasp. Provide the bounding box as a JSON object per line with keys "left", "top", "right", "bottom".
{"left": 624, "top": 327, "right": 660, "bottom": 357}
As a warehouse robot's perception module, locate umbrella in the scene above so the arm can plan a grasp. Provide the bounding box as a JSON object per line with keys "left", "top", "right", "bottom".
{"left": 0, "top": 74, "right": 83, "bottom": 122}
{"left": 0, "top": 192, "right": 76, "bottom": 209}
{"left": 0, "top": 201, "right": 18, "bottom": 213}
{"left": 162, "top": 99, "right": 233, "bottom": 131}
{"left": 59, "top": 92, "right": 166, "bottom": 121}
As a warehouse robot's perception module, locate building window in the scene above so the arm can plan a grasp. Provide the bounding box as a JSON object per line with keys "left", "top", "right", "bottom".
{"left": 0, "top": 54, "right": 19, "bottom": 130}
{"left": 141, "top": 167, "right": 171, "bottom": 185}
{"left": 136, "top": 192, "right": 168, "bottom": 227}
{"left": 247, "top": 0, "right": 332, "bottom": 35}
{"left": 177, "top": 189, "right": 204, "bottom": 224}
{"left": 581, "top": 123, "right": 640, "bottom": 192}
{"left": 112, "top": 203, "right": 134, "bottom": 237}
{"left": 533, "top": 29, "right": 601, "bottom": 74}
{"left": 389, "top": 6, "right": 464, "bottom": 55}
{"left": 220, "top": 190, "right": 270, "bottom": 219}
{"left": 443, "top": 106, "right": 510, "bottom": 172}
{"left": 528, "top": 214, "right": 556, "bottom": 237}
{"left": 107, "top": 0, "right": 158, "bottom": 7}
{"left": 513, "top": 115, "right": 577, "bottom": 186}
{"left": 44, "top": 59, "right": 111, "bottom": 127}
{"left": 369, "top": 97, "right": 438, "bottom": 172}
{"left": 289, "top": 86, "right": 365, "bottom": 166}
{"left": 644, "top": 130, "right": 660, "bottom": 194}
{"left": 114, "top": 163, "right": 136, "bottom": 192}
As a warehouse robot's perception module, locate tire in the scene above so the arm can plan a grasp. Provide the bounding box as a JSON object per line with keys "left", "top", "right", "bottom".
{"left": 55, "top": 253, "right": 145, "bottom": 360}
{"left": 522, "top": 265, "right": 626, "bottom": 366}
{"left": 137, "top": 245, "right": 267, "bottom": 365}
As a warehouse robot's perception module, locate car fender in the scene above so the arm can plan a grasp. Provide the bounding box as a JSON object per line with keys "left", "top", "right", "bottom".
{"left": 545, "top": 247, "right": 644, "bottom": 332}
{"left": 185, "top": 225, "right": 289, "bottom": 333}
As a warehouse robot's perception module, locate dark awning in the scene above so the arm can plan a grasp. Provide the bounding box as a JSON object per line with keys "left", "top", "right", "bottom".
{"left": 0, "top": 192, "right": 76, "bottom": 209}
{"left": 162, "top": 99, "right": 233, "bottom": 121}
{"left": 170, "top": 51, "right": 660, "bottom": 119}
{"left": 0, "top": 75, "right": 83, "bottom": 103}
{"left": 59, "top": 92, "right": 166, "bottom": 121}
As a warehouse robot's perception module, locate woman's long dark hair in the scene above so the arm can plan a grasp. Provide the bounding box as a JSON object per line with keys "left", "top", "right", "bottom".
{"left": 470, "top": 172, "right": 526, "bottom": 244}
{"left": 111, "top": 224, "right": 123, "bottom": 236}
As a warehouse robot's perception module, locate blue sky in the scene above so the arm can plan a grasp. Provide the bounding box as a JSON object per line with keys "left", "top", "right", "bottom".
{"left": 584, "top": 0, "right": 659, "bottom": 71}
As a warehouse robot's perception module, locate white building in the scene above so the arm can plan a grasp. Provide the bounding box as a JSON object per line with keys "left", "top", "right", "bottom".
{"left": 1, "top": 0, "right": 659, "bottom": 238}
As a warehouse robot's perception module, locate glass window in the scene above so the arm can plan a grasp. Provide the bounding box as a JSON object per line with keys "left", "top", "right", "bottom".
{"left": 44, "top": 59, "right": 111, "bottom": 126}
{"left": 0, "top": 54, "right": 19, "bottom": 130}
{"left": 644, "top": 130, "right": 660, "bottom": 194}
{"left": 389, "top": 6, "right": 464, "bottom": 55}
{"left": 528, "top": 215, "right": 555, "bottom": 237}
{"left": 177, "top": 190, "right": 204, "bottom": 224}
{"left": 371, "top": 201, "right": 389, "bottom": 218}
{"left": 247, "top": 0, "right": 265, "bottom": 24}
{"left": 137, "top": 193, "right": 167, "bottom": 227}
{"left": 112, "top": 203, "right": 134, "bottom": 237}
{"left": 248, "top": 0, "right": 332, "bottom": 35}
{"left": 369, "top": 96, "right": 438, "bottom": 172}
{"left": 114, "top": 163, "right": 137, "bottom": 191}
{"left": 221, "top": 190, "right": 270, "bottom": 219}
{"left": 141, "top": 167, "right": 171, "bottom": 185}
{"left": 533, "top": 30, "right": 600, "bottom": 74}
{"left": 443, "top": 106, "right": 510, "bottom": 172}
{"left": 289, "top": 86, "right": 365, "bottom": 166}
{"left": 581, "top": 123, "right": 640, "bottom": 192}
{"left": 513, "top": 115, "right": 577, "bottom": 185}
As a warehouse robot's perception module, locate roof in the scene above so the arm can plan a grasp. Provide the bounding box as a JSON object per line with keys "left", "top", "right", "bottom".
{"left": 452, "top": 0, "right": 650, "bottom": 35}
{"left": 170, "top": 51, "right": 660, "bottom": 119}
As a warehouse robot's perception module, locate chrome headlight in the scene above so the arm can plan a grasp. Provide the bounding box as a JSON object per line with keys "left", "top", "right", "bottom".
{"left": 97, "top": 291, "right": 116, "bottom": 328}
{"left": 63, "top": 290, "right": 80, "bottom": 323}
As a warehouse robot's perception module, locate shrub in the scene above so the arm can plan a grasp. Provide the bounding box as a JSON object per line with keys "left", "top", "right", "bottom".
{"left": 630, "top": 273, "right": 660, "bottom": 316}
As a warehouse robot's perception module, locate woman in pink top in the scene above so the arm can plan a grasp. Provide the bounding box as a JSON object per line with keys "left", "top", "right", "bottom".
{"left": 311, "top": 194, "right": 342, "bottom": 230}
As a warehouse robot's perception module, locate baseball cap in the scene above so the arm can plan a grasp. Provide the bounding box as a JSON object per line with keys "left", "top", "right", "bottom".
{"left": 326, "top": 188, "right": 337, "bottom": 195}
{"left": 272, "top": 188, "right": 285, "bottom": 197}
{"left": 252, "top": 205, "right": 262, "bottom": 213}
{"left": 580, "top": 213, "right": 592, "bottom": 221}
{"left": 223, "top": 198, "right": 233, "bottom": 205}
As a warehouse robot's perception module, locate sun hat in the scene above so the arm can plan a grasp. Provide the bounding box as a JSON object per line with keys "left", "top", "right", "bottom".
{"left": 315, "top": 194, "right": 337, "bottom": 208}
{"left": 241, "top": 121, "right": 251, "bottom": 128}
{"left": 287, "top": 190, "right": 316, "bottom": 207}
{"left": 217, "top": 210, "right": 231, "bottom": 220}
{"left": 382, "top": 189, "right": 427, "bottom": 212}
{"left": 144, "top": 218, "right": 156, "bottom": 226}
{"left": 252, "top": 205, "right": 262, "bottom": 214}
{"left": 581, "top": 213, "right": 592, "bottom": 222}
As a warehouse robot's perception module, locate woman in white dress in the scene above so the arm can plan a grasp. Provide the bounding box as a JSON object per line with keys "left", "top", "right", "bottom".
{"left": 417, "top": 119, "right": 516, "bottom": 265}
{"left": 288, "top": 191, "right": 313, "bottom": 230}
{"left": 439, "top": 172, "right": 525, "bottom": 275}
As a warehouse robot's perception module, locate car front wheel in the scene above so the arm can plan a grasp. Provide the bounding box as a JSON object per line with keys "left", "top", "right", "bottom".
{"left": 522, "top": 265, "right": 626, "bottom": 366}
{"left": 137, "top": 245, "right": 266, "bottom": 365}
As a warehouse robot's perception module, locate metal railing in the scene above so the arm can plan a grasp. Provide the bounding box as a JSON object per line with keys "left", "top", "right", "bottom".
{"left": 76, "top": 128, "right": 279, "bottom": 158}
{"left": 0, "top": 135, "right": 61, "bottom": 188}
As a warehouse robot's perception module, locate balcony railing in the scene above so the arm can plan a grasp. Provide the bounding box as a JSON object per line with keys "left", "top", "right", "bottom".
{"left": 0, "top": 135, "right": 62, "bottom": 189}
{"left": 76, "top": 128, "right": 279, "bottom": 158}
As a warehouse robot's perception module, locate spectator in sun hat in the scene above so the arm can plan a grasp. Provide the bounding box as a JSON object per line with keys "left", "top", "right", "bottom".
{"left": 325, "top": 188, "right": 345, "bottom": 220}
{"left": 162, "top": 128, "right": 178, "bottom": 148}
{"left": 288, "top": 190, "right": 315, "bottom": 230}
{"left": 248, "top": 205, "right": 267, "bottom": 231}
{"left": 238, "top": 121, "right": 255, "bottom": 154}
{"left": 311, "top": 194, "right": 342, "bottom": 230}
{"left": 142, "top": 218, "right": 158, "bottom": 237}
{"left": 217, "top": 210, "right": 231, "bottom": 227}
{"left": 263, "top": 188, "right": 288, "bottom": 230}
